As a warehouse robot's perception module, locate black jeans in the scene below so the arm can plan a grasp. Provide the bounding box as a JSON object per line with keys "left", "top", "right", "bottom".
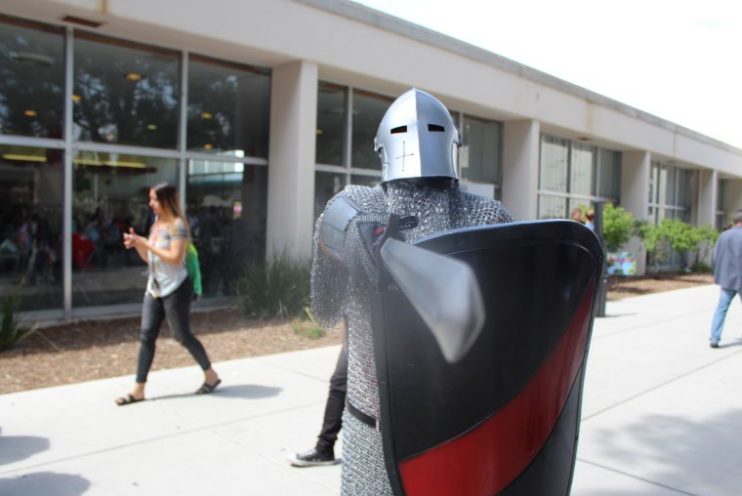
{"left": 316, "top": 340, "right": 348, "bottom": 453}
{"left": 135, "top": 278, "right": 211, "bottom": 383}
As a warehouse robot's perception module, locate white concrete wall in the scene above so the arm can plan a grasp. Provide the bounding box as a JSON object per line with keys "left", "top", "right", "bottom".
{"left": 697, "top": 170, "right": 718, "bottom": 228}
{"left": 502, "top": 120, "right": 540, "bottom": 221}
{"left": 266, "top": 60, "right": 318, "bottom": 260}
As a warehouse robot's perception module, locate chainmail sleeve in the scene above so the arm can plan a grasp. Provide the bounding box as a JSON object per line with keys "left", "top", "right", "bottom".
{"left": 310, "top": 210, "right": 348, "bottom": 329}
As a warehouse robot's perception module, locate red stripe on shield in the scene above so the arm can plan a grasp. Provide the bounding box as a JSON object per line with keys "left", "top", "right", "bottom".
{"left": 398, "top": 283, "right": 595, "bottom": 496}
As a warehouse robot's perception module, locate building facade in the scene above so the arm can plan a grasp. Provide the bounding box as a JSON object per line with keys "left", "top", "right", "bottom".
{"left": 1, "top": 0, "right": 741, "bottom": 319}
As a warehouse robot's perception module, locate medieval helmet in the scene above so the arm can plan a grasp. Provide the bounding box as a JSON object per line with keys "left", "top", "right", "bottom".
{"left": 374, "top": 88, "right": 460, "bottom": 183}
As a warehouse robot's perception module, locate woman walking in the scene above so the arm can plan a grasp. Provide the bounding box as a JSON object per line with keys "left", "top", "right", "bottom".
{"left": 116, "top": 182, "right": 220, "bottom": 405}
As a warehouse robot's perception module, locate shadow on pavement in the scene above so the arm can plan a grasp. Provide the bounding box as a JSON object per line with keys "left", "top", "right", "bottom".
{"left": 0, "top": 434, "right": 50, "bottom": 466}
{"left": 0, "top": 472, "right": 90, "bottom": 496}
{"left": 588, "top": 409, "right": 742, "bottom": 495}
{"left": 153, "top": 384, "right": 282, "bottom": 402}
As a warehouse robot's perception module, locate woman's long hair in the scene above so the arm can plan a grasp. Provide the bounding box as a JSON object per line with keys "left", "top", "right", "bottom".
{"left": 151, "top": 182, "right": 190, "bottom": 238}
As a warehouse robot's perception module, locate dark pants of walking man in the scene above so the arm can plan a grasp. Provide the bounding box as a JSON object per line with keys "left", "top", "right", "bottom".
{"left": 289, "top": 336, "right": 347, "bottom": 467}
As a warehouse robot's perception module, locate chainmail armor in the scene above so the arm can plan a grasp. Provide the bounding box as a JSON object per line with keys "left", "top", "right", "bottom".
{"left": 311, "top": 180, "right": 512, "bottom": 496}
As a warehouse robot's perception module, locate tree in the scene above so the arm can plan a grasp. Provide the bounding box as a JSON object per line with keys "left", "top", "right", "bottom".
{"left": 639, "top": 218, "right": 719, "bottom": 273}
{"left": 690, "top": 224, "right": 719, "bottom": 272}
{"left": 602, "top": 204, "right": 637, "bottom": 252}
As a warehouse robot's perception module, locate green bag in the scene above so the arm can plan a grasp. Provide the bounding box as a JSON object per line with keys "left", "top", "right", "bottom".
{"left": 185, "top": 243, "right": 203, "bottom": 298}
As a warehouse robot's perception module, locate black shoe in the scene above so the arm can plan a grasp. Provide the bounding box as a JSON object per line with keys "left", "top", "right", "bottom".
{"left": 288, "top": 447, "right": 339, "bottom": 467}
{"left": 710, "top": 342, "right": 720, "bottom": 348}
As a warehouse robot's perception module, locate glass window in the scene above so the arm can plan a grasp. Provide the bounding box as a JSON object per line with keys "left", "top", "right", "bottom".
{"left": 666, "top": 167, "right": 678, "bottom": 205}
{"left": 71, "top": 151, "right": 178, "bottom": 307}
{"left": 539, "top": 135, "right": 569, "bottom": 192}
{"left": 187, "top": 55, "right": 270, "bottom": 158}
{"left": 598, "top": 149, "right": 621, "bottom": 199}
{"left": 570, "top": 142, "right": 595, "bottom": 197}
{"left": 538, "top": 195, "right": 567, "bottom": 220}
{"left": 0, "top": 144, "right": 64, "bottom": 311}
{"left": 677, "top": 169, "right": 692, "bottom": 208}
{"left": 351, "top": 174, "right": 379, "bottom": 188}
{"left": 460, "top": 115, "right": 501, "bottom": 186}
{"left": 351, "top": 90, "right": 392, "bottom": 170}
{"left": 187, "top": 160, "right": 267, "bottom": 296}
{"left": 316, "top": 82, "right": 346, "bottom": 166}
{"left": 539, "top": 134, "right": 621, "bottom": 220}
{"left": 73, "top": 33, "right": 179, "bottom": 148}
{"left": 0, "top": 17, "right": 65, "bottom": 139}
{"left": 314, "top": 171, "right": 346, "bottom": 222}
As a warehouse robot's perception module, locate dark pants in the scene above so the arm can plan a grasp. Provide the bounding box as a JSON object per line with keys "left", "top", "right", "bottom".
{"left": 316, "top": 340, "right": 348, "bottom": 453}
{"left": 135, "top": 278, "right": 211, "bottom": 383}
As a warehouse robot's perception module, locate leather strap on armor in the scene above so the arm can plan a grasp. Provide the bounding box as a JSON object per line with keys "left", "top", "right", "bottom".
{"left": 346, "top": 399, "right": 380, "bottom": 431}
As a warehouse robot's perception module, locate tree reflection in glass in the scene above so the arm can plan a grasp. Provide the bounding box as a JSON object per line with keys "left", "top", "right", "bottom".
{"left": 73, "top": 33, "right": 179, "bottom": 148}
{"left": 0, "top": 17, "right": 64, "bottom": 139}
{"left": 187, "top": 55, "right": 270, "bottom": 158}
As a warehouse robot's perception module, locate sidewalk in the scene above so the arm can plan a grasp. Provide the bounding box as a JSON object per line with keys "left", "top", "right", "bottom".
{"left": 1, "top": 284, "right": 740, "bottom": 496}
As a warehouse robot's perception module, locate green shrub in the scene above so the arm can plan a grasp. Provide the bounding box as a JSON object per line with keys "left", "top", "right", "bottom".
{"left": 235, "top": 252, "right": 311, "bottom": 319}
{"left": 602, "top": 204, "right": 637, "bottom": 252}
{"left": 691, "top": 224, "right": 720, "bottom": 270}
{"left": 639, "top": 219, "right": 720, "bottom": 273}
{"left": 0, "top": 292, "right": 37, "bottom": 352}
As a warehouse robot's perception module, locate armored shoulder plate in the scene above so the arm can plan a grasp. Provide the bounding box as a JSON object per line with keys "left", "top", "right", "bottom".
{"left": 319, "top": 194, "right": 363, "bottom": 262}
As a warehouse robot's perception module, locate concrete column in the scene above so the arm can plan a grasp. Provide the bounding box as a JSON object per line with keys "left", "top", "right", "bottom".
{"left": 266, "top": 60, "right": 318, "bottom": 261}
{"left": 620, "top": 151, "right": 651, "bottom": 275}
{"left": 502, "top": 120, "right": 540, "bottom": 221}
{"left": 697, "top": 169, "right": 718, "bottom": 228}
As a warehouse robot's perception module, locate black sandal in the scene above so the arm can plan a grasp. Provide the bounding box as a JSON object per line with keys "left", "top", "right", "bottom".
{"left": 116, "top": 393, "right": 144, "bottom": 406}
{"left": 195, "top": 378, "right": 222, "bottom": 395}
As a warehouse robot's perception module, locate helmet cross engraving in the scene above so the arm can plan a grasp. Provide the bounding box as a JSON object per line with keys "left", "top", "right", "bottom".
{"left": 395, "top": 141, "right": 415, "bottom": 172}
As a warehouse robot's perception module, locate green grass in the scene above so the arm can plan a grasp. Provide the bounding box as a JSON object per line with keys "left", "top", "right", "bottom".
{"left": 291, "top": 307, "right": 327, "bottom": 339}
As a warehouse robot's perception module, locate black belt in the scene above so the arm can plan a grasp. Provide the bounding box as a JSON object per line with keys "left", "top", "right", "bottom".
{"left": 346, "top": 400, "right": 380, "bottom": 431}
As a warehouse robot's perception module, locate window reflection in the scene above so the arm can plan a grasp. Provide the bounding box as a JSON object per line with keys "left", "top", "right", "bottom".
{"left": 460, "top": 115, "right": 502, "bottom": 199}
{"left": 73, "top": 33, "right": 179, "bottom": 148}
{"left": 316, "top": 82, "right": 346, "bottom": 166}
{"left": 352, "top": 90, "right": 392, "bottom": 170}
{"left": 0, "top": 144, "right": 64, "bottom": 310}
{"left": 460, "top": 116, "right": 500, "bottom": 183}
{"left": 186, "top": 160, "right": 267, "bottom": 296}
{"left": 570, "top": 143, "right": 595, "bottom": 197}
{"left": 538, "top": 195, "right": 567, "bottom": 220}
{"left": 350, "top": 174, "right": 379, "bottom": 188}
{"left": 314, "top": 171, "right": 346, "bottom": 222}
{"left": 72, "top": 151, "right": 178, "bottom": 307}
{"left": 539, "top": 135, "right": 569, "bottom": 192}
{"left": 188, "top": 55, "right": 270, "bottom": 158}
{"left": 0, "top": 16, "right": 64, "bottom": 139}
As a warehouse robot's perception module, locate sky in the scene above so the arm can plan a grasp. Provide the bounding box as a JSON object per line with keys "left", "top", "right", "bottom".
{"left": 351, "top": 0, "right": 742, "bottom": 149}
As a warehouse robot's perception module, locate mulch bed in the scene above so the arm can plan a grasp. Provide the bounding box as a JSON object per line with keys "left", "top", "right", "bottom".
{"left": 0, "top": 308, "right": 343, "bottom": 395}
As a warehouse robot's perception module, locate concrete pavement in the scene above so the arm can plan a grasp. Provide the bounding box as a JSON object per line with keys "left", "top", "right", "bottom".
{"left": 1, "top": 283, "right": 741, "bottom": 495}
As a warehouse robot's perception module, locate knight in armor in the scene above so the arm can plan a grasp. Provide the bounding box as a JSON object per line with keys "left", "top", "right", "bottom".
{"left": 311, "top": 88, "right": 512, "bottom": 495}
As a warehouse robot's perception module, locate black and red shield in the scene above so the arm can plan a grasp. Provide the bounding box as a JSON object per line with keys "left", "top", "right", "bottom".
{"left": 371, "top": 220, "right": 604, "bottom": 496}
